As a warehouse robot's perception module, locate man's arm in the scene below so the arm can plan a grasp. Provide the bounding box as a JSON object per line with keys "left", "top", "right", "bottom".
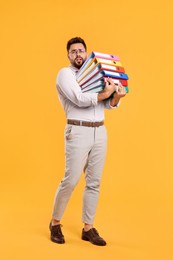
{"left": 97, "top": 78, "right": 117, "bottom": 102}
{"left": 57, "top": 68, "right": 125, "bottom": 107}
{"left": 98, "top": 78, "right": 126, "bottom": 106}
{"left": 110, "top": 81, "right": 126, "bottom": 106}
{"left": 57, "top": 68, "right": 98, "bottom": 107}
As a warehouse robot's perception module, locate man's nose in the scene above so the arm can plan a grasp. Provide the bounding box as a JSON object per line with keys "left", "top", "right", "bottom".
{"left": 76, "top": 52, "right": 81, "bottom": 57}
{"left": 76, "top": 50, "right": 80, "bottom": 54}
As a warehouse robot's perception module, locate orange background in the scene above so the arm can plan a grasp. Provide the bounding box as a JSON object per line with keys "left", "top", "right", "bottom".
{"left": 0, "top": 0, "right": 173, "bottom": 259}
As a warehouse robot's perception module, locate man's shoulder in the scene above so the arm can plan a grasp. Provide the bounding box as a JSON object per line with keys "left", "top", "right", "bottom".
{"left": 56, "top": 66, "right": 76, "bottom": 85}
{"left": 56, "top": 67, "right": 72, "bottom": 80}
{"left": 58, "top": 66, "right": 71, "bottom": 74}
{"left": 58, "top": 66, "right": 76, "bottom": 77}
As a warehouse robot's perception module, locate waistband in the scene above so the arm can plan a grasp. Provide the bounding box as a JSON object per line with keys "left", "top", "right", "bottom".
{"left": 67, "top": 119, "right": 104, "bottom": 127}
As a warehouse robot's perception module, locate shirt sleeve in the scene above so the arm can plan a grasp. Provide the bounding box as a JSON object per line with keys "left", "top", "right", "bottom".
{"left": 56, "top": 68, "right": 98, "bottom": 108}
{"left": 103, "top": 98, "right": 120, "bottom": 110}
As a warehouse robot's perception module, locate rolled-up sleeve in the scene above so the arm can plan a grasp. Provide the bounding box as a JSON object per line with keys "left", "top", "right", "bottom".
{"left": 103, "top": 99, "right": 120, "bottom": 110}
{"left": 56, "top": 68, "right": 98, "bottom": 107}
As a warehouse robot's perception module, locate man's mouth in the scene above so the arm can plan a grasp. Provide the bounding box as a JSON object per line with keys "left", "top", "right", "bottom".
{"left": 75, "top": 57, "right": 83, "bottom": 63}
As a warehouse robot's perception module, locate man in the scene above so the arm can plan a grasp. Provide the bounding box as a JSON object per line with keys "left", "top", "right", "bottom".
{"left": 50, "top": 37, "right": 126, "bottom": 246}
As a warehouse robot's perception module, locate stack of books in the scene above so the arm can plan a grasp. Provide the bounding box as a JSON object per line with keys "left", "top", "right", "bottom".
{"left": 76, "top": 52, "right": 129, "bottom": 94}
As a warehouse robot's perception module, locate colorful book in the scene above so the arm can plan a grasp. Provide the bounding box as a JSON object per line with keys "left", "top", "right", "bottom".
{"left": 81, "top": 77, "right": 128, "bottom": 92}
{"left": 103, "top": 77, "right": 128, "bottom": 86}
{"left": 78, "top": 63, "right": 125, "bottom": 85}
{"left": 77, "top": 51, "right": 120, "bottom": 78}
{"left": 80, "top": 70, "right": 129, "bottom": 87}
{"left": 82, "top": 80, "right": 105, "bottom": 92}
{"left": 77, "top": 57, "right": 123, "bottom": 82}
{"left": 82, "top": 82, "right": 129, "bottom": 94}
{"left": 77, "top": 61, "right": 125, "bottom": 83}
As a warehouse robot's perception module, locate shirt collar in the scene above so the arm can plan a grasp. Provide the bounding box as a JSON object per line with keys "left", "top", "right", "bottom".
{"left": 69, "top": 65, "right": 79, "bottom": 74}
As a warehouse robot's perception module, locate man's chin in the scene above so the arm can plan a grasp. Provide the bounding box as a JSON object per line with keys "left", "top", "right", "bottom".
{"left": 74, "top": 61, "right": 84, "bottom": 69}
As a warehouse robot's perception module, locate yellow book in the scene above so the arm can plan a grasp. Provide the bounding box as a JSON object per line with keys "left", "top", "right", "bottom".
{"left": 77, "top": 57, "right": 122, "bottom": 83}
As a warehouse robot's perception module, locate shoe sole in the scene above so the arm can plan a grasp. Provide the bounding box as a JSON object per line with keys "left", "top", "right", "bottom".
{"left": 50, "top": 237, "right": 65, "bottom": 244}
{"left": 82, "top": 236, "right": 106, "bottom": 246}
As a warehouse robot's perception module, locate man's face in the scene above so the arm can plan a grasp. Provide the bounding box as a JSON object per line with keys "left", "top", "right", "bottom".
{"left": 68, "top": 43, "right": 87, "bottom": 69}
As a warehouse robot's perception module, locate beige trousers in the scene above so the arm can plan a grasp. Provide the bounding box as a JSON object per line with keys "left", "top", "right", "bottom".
{"left": 52, "top": 124, "right": 107, "bottom": 224}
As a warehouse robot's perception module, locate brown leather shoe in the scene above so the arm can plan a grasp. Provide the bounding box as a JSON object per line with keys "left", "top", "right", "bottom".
{"left": 82, "top": 228, "right": 107, "bottom": 246}
{"left": 49, "top": 222, "right": 65, "bottom": 244}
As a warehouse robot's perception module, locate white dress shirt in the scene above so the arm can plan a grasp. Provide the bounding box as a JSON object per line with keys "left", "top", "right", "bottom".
{"left": 56, "top": 65, "right": 119, "bottom": 122}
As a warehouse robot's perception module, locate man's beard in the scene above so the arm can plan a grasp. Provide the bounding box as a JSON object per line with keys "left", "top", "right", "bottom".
{"left": 73, "top": 56, "right": 86, "bottom": 69}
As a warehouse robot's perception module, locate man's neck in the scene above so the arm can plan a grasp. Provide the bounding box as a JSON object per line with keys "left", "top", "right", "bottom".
{"left": 69, "top": 65, "right": 79, "bottom": 72}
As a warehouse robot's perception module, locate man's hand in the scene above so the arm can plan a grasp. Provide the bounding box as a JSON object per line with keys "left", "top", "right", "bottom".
{"left": 97, "top": 78, "right": 116, "bottom": 102}
{"left": 110, "top": 81, "right": 127, "bottom": 107}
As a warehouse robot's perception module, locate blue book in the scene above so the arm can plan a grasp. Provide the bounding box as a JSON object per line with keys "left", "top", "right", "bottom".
{"left": 80, "top": 70, "right": 129, "bottom": 87}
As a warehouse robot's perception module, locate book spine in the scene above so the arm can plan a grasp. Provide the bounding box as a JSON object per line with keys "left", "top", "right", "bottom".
{"left": 93, "top": 52, "right": 119, "bottom": 61}
{"left": 103, "top": 77, "right": 128, "bottom": 86}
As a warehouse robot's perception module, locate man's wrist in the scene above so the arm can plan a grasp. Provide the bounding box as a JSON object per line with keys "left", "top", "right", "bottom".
{"left": 110, "top": 96, "right": 120, "bottom": 107}
{"left": 97, "top": 91, "right": 109, "bottom": 102}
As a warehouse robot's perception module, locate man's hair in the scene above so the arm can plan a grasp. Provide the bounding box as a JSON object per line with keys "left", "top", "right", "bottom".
{"left": 66, "top": 37, "right": 87, "bottom": 52}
